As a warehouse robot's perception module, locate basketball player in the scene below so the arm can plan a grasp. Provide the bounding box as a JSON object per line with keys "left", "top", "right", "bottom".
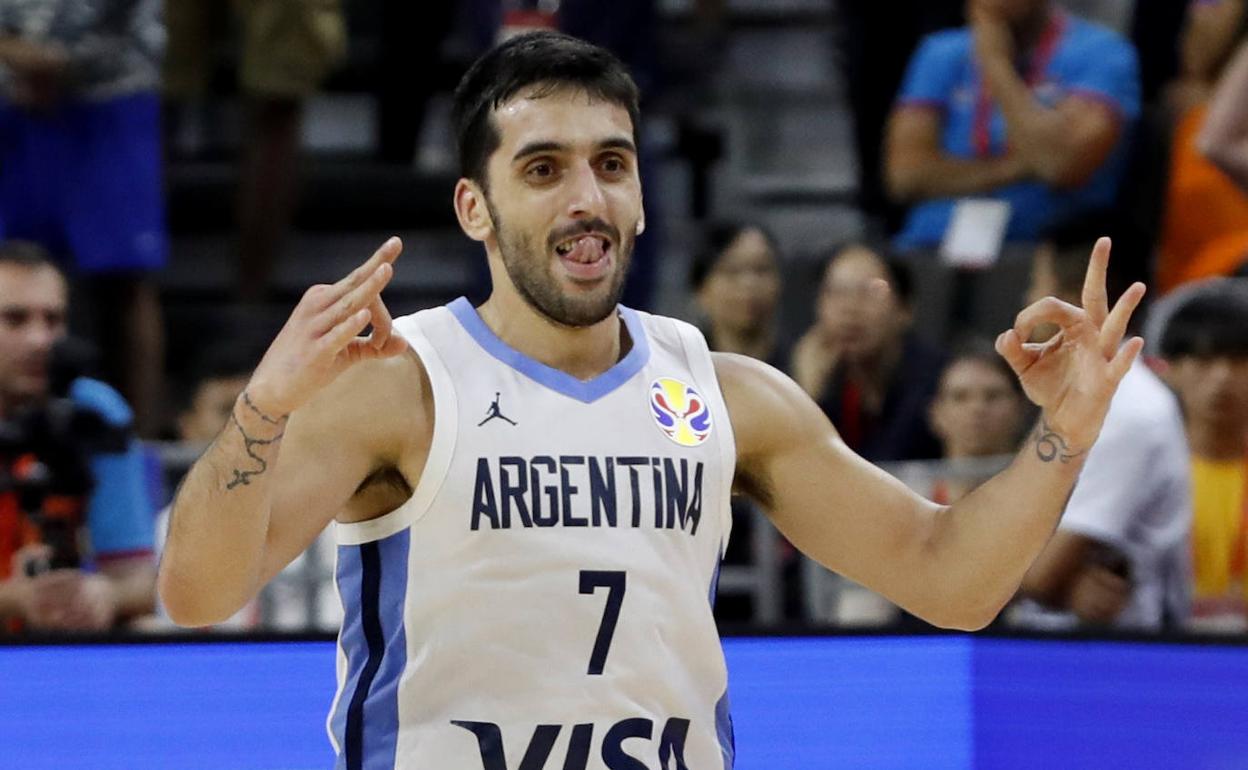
{"left": 158, "top": 32, "right": 1145, "bottom": 769}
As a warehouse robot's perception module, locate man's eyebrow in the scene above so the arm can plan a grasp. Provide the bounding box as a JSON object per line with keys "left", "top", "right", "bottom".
{"left": 598, "top": 137, "right": 637, "bottom": 155}
{"left": 512, "top": 141, "right": 566, "bottom": 162}
{"left": 511, "top": 136, "right": 638, "bottom": 162}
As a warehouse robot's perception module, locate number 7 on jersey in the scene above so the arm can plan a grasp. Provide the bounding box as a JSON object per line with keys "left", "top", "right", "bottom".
{"left": 579, "top": 570, "right": 626, "bottom": 675}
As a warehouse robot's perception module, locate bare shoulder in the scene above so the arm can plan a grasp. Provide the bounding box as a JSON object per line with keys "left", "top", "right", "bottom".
{"left": 287, "top": 345, "right": 432, "bottom": 467}
{"left": 711, "top": 351, "right": 850, "bottom": 510}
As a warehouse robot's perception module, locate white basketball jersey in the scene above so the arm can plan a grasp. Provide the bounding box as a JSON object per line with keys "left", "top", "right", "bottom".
{"left": 326, "top": 297, "right": 737, "bottom": 770}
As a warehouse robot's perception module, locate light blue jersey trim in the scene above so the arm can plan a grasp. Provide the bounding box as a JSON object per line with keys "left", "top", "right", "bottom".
{"left": 446, "top": 297, "right": 651, "bottom": 404}
{"left": 331, "top": 529, "right": 410, "bottom": 770}
{"left": 710, "top": 548, "right": 735, "bottom": 769}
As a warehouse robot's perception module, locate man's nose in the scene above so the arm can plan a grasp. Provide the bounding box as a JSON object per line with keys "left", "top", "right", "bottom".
{"left": 564, "top": 161, "right": 607, "bottom": 219}
{"left": 26, "top": 321, "right": 60, "bottom": 351}
{"left": 1207, "top": 358, "right": 1234, "bottom": 384}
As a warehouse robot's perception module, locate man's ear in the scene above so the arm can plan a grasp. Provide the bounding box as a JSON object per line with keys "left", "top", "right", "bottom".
{"left": 454, "top": 179, "right": 494, "bottom": 242}
{"left": 1147, "top": 355, "right": 1173, "bottom": 383}
{"left": 636, "top": 202, "right": 646, "bottom": 237}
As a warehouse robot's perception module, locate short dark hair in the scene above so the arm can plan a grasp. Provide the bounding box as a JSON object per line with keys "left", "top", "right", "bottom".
{"left": 939, "top": 340, "right": 1023, "bottom": 396}
{"left": 0, "top": 240, "right": 60, "bottom": 272}
{"left": 821, "top": 239, "right": 914, "bottom": 308}
{"left": 1159, "top": 290, "right": 1248, "bottom": 359}
{"left": 176, "top": 340, "right": 265, "bottom": 414}
{"left": 689, "top": 221, "right": 779, "bottom": 290}
{"left": 451, "top": 30, "right": 642, "bottom": 189}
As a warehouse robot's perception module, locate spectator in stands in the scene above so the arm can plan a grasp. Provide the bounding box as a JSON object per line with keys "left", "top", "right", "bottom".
{"left": 175, "top": 346, "right": 254, "bottom": 450}
{"left": 1157, "top": 3, "right": 1248, "bottom": 293}
{"left": 691, "top": 222, "right": 788, "bottom": 370}
{"left": 927, "top": 344, "right": 1030, "bottom": 503}
{"left": 1199, "top": 38, "right": 1248, "bottom": 206}
{"left": 0, "top": 0, "right": 167, "bottom": 436}
{"left": 1012, "top": 221, "right": 1191, "bottom": 631}
{"left": 884, "top": 0, "right": 1140, "bottom": 250}
{"left": 1157, "top": 281, "right": 1248, "bottom": 631}
{"left": 690, "top": 222, "right": 796, "bottom": 622}
{"left": 792, "top": 241, "right": 945, "bottom": 462}
{"left": 0, "top": 242, "right": 155, "bottom": 632}
{"left": 165, "top": 0, "right": 347, "bottom": 302}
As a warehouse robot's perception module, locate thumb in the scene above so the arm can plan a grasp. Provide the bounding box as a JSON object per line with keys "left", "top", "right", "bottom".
{"left": 995, "top": 329, "right": 1038, "bottom": 376}
{"left": 345, "top": 335, "right": 408, "bottom": 362}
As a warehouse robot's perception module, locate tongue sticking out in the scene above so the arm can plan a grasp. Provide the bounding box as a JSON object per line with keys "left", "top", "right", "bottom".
{"left": 562, "top": 236, "right": 605, "bottom": 264}
{"left": 558, "top": 236, "right": 611, "bottom": 282}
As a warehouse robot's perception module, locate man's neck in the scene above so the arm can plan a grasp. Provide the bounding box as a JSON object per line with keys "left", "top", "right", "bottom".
{"left": 476, "top": 287, "right": 628, "bottom": 382}
{"left": 1188, "top": 419, "right": 1248, "bottom": 462}
{"left": 844, "top": 337, "right": 904, "bottom": 407}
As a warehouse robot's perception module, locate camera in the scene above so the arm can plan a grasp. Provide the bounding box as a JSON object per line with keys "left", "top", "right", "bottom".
{"left": 0, "top": 338, "right": 130, "bottom": 574}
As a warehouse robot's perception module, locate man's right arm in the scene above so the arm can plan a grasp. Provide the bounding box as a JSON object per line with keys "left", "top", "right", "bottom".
{"left": 158, "top": 238, "right": 411, "bottom": 627}
{"left": 884, "top": 107, "right": 1027, "bottom": 203}
{"left": 158, "top": 356, "right": 419, "bottom": 626}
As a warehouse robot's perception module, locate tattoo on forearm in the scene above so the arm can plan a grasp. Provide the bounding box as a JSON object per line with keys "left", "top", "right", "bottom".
{"left": 225, "top": 410, "right": 287, "bottom": 490}
{"left": 241, "top": 391, "right": 287, "bottom": 426}
{"left": 1032, "top": 418, "right": 1082, "bottom": 464}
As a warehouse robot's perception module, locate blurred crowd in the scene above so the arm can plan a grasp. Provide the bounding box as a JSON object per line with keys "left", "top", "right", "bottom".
{"left": 0, "top": 0, "right": 1246, "bottom": 638}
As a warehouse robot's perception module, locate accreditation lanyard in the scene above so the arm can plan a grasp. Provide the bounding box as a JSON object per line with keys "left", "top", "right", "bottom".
{"left": 971, "top": 12, "right": 1065, "bottom": 158}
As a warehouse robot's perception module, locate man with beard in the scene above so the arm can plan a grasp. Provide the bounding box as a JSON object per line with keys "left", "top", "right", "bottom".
{"left": 159, "top": 32, "right": 1147, "bottom": 769}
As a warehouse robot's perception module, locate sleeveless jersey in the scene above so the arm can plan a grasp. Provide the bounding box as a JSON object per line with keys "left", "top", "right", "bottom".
{"left": 327, "top": 297, "right": 737, "bottom": 770}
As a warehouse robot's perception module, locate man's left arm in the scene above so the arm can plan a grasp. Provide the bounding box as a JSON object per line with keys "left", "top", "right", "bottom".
{"left": 1019, "top": 399, "right": 1156, "bottom": 620}
{"left": 974, "top": 10, "right": 1138, "bottom": 188}
{"left": 719, "top": 239, "right": 1144, "bottom": 630}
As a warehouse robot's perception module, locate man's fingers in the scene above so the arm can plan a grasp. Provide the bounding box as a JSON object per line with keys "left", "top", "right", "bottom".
{"left": 345, "top": 333, "right": 409, "bottom": 363}
{"left": 321, "top": 308, "right": 373, "bottom": 357}
{"left": 1013, "top": 296, "right": 1086, "bottom": 342}
{"left": 318, "top": 236, "right": 403, "bottom": 310}
{"left": 995, "top": 329, "right": 1040, "bottom": 374}
{"left": 315, "top": 262, "right": 394, "bottom": 336}
{"left": 1107, "top": 336, "right": 1144, "bottom": 384}
{"left": 367, "top": 295, "right": 394, "bottom": 350}
{"left": 1098, "top": 282, "right": 1146, "bottom": 359}
{"left": 1081, "top": 236, "right": 1112, "bottom": 327}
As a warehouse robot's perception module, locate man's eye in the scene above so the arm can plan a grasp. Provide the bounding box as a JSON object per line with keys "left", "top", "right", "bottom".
{"left": 527, "top": 162, "right": 555, "bottom": 178}
{"left": 601, "top": 156, "right": 625, "bottom": 173}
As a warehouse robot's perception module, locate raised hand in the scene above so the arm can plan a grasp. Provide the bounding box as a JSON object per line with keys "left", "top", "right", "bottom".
{"left": 247, "top": 237, "right": 409, "bottom": 417}
{"left": 995, "top": 237, "right": 1145, "bottom": 455}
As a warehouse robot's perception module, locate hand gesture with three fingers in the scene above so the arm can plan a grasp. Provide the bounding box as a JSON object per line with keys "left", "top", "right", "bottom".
{"left": 995, "top": 238, "right": 1146, "bottom": 456}
{"left": 247, "top": 237, "right": 410, "bottom": 416}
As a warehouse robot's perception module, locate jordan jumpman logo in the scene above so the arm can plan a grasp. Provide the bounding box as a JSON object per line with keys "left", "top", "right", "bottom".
{"left": 478, "top": 392, "right": 518, "bottom": 427}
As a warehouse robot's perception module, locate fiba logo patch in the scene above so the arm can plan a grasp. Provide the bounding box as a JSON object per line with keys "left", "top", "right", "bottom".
{"left": 649, "top": 377, "right": 712, "bottom": 447}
